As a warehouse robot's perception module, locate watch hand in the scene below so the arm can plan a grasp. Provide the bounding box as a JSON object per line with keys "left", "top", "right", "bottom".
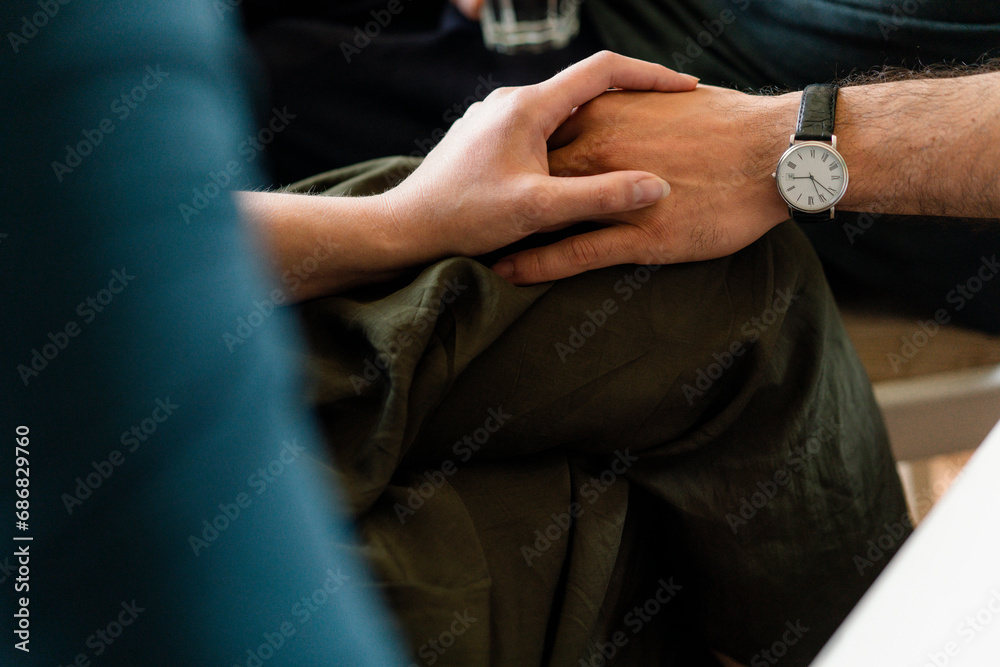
{"left": 808, "top": 175, "right": 821, "bottom": 196}
{"left": 814, "top": 180, "right": 836, "bottom": 196}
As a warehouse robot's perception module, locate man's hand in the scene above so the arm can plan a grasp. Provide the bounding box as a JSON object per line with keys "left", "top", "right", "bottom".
{"left": 383, "top": 52, "right": 698, "bottom": 271}
{"left": 490, "top": 85, "right": 797, "bottom": 284}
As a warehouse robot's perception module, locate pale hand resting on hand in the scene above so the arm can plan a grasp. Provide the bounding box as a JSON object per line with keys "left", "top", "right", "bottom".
{"left": 241, "top": 52, "right": 697, "bottom": 298}
{"left": 382, "top": 52, "right": 697, "bottom": 268}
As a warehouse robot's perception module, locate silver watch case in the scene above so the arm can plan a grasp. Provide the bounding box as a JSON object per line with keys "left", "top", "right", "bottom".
{"left": 772, "top": 134, "right": 849, "bottom": 219}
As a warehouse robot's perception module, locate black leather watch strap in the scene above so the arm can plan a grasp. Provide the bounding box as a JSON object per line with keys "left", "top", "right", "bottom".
{"left": 790, "top": 84, "right": 839, "bottom": 223}
{"left": 791, "top": 209, "right": 834, "bottom": 223}
{"left": 795, "top": 83, "right": 838, "bottom": 142}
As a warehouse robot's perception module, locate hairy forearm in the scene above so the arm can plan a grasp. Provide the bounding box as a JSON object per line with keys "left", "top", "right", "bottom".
{"left": 236, "top": 191, "right": 412, "bottom": 300}
{"left": 757, "top": 71, "right": 1000, "bottom": 219}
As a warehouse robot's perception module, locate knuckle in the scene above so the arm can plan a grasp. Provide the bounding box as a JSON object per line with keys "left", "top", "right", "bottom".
{"left": 555, "top": 140, "right": 599, "bottom": 177}
{"left": 521, "top": 251, "right": 545, "bottom": 282}
{"left": 486, "top": 85, "right": 517, "bottom": 101}
{"left": 647, "top": 224, "right": 681, "bottom": 264}
{"left": 489, "top": 86, "right": 535, "bottom": 123}
{"left": 567, "top": 235, "right": 601, "bottom": 268}
{"left": 573, "top": 146, "right": 597, "bottom": 174}
{"left": 578, "top": 136, "right": 611, "bottom": 174}
{"left": 518, "top": 177, "right": 558, "bottom": 222}
{"left": 549, "top": 161, "right": 573, "bottom": 178}
{"left": 688, "top": 221, "right": 724, "bottom": 255}
{"left": 593, "top": 50, "right": 617, "bottom": 67}
{"left": 641, "top": 237, "right": 669, "bottom": 265}
{"left": 576, "top": 50, "right": 615, "bottom": 76}
{"left": 637, "top": 242, "right": 664, "bottom": 266}
{"left": 509, "top": 88, "right": 538, "bottom": 116}
{"left": 592, "top": 181, "right": 627, "bottom": 214}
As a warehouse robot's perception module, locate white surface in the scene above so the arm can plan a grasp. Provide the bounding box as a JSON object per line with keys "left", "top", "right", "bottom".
{"left": 874, "top": 365, "right": 1000, "bottom": 460}
{"left": 812, "top": 419, "right": 1000, "bottom": 667}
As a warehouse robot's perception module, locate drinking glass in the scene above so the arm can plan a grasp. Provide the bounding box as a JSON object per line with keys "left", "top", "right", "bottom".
{"left": 480, "top": 0, "right": 582, "bottom": 54}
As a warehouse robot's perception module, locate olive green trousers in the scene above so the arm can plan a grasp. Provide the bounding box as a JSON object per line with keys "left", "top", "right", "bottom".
{"left": 288, "top": 157, "right": 910, "bottom": 666}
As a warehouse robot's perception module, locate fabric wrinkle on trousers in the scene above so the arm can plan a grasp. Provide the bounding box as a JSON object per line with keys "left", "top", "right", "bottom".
{"left": 282, "top": 157, "right": 911, "bottom": 666}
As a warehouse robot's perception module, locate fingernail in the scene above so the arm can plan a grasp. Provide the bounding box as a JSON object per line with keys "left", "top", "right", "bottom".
{"left": 684, "top": 74, "right": 700, "bottom": 84}
{"left": 634, "top": 177, "right": 670, "bottom": 205}
{"left": 493, "top": 261, "right": 514, "bottom": 279}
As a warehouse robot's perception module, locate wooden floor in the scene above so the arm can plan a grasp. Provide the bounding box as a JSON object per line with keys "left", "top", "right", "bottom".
{"left": 898, "top": 449, "right": 977, "bottom": 525}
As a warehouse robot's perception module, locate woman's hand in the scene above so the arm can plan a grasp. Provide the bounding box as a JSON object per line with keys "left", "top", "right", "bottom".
{"left": 381, "top": 51, "right": 698, "bottom": 273}
{"left": 241, "top": 52, "right": 696, "bottom": 299}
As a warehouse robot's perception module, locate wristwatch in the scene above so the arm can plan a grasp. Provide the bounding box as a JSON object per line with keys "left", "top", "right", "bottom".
{"left": 773, "top": 84, "right": 849, "bottom": 223}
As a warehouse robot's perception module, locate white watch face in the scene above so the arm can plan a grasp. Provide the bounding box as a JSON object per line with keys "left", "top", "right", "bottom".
{"left": 775, "top": 141, "right": 849, "bottom": 213}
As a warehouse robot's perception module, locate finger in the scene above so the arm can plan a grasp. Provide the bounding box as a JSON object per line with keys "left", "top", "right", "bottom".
{"left": 548, "top": 141, "right": 594, "bottom": 177}
{"left": 535, "top": 51, "right": 698, "bottom": 134}
{"left": 532, "top": 217, "right": 585, "bottom": 234}
{"left": 523, "top": 171, "right": 670, "bottom": 228}
{"left": 542, "top": 52, "right": 699, "bottom": 107}
{"left": 491, "top": 225, "right": 644, "bottom": 285}
{"left": 546, "top": 105, "right": 583, "bottom": 152}
{"left": 450, "top": 0, "right": 484, "bottom": 20}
